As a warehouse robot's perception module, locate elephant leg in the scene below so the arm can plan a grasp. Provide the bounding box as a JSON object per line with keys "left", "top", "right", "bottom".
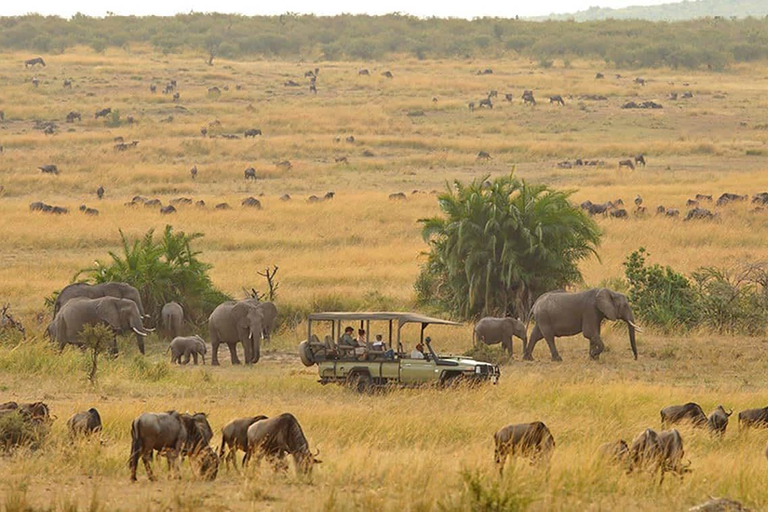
{"left": 524, "top": 325, "right": 543, "bottom": 360}
{"left": 588, "top": 335, "right": 605, "bottom": 360}
{"left": 543, "top": 332, "right": 562, "bottom": 362}
{"left": 110, "top": 335, "right": 119, "bottom": 356}
{"left": 501, "top": 336, "right": 513, "bottom": 356}
{"left": 192, "top": 352, "right": 198, "bottom": 365}
{"left": 135, "top": 333, "right": 145, "bottom": 355}
{"left": 228, "top": 342, "right": 241, "bottom": 365}
{"left": 182, "top": 351, "right": 191, "bottom": 365}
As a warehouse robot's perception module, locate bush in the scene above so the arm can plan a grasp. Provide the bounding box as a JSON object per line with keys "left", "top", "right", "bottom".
{"left": 462, "top": 344, "right": 512, "bottom": 366}
{"left": 692, "top": 265, "right": 768, "bottom": 335}
{"left": 624, "top": 248, "right": 700, "bottom": 332}
{"left": 443, "top": 469, "right": 533, "bottom": 512}
{"left": 0, "top": 411, "right": 47, "bottom": 452}
{"left": 74, "top": 226, "right": 231, "bottom": 325}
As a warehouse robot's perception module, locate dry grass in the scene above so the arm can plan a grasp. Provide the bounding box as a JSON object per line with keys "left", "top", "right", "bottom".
{"left": 1, "top": 48, "right": 768, "bottom": 510}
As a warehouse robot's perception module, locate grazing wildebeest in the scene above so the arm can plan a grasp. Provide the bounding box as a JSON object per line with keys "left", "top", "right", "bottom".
{"left": 656, "top": 429, "right": 690, "bottom": 483}
{"left": 738, "top": 406, "right": 768, "bottom": 430}
{"left": 95, "top": 108, "right": 111, "bottom": 119}
{"left": 716, "top": 193, "right": 748, "bottom": 206}
{"left": 189, "top": 165, "right": 197, "bottom": 180}
{"left": 324, "top": 191, "right": 335, "bottom": 201}
{"left": 280, "top": 194, "right": 291, "bottom": 201}
{"left": 635, "top": 195, "right": 643, "bottom": 207}
{"left": 150, "top": 84, "right": 157, "bottom": 93}
{"left": 170, "top": 197, "right": 192, "bottom": 206}
{"left": 695, "top": 194, "right": 713, "bottom": 202}
{"left": 39, "top": 165, "right": 59, "bottom": 175}
{"left": 665, "top": 208, "right": 680, "bottom": 217}
{"left": 634, "top": 77, "right": 646, "bottom": 86}
{"left": 358, "top": 69, "right": 369, "bottom": 76}
{"left": 159, "top": 205, "right": 176, "bottom": 215}
{"left": 661, "top": 403, "right": 708, "bottom": 429}
{"left": 334, "top": 156, "right": 348, "bottom": 163}
{"left": 504, "top": 93, "right": 514, "bottom": 102}
{"left": 79, "top": 205, "right": 99, "bottom": 216}
{"left": 477, "top": 151, "right": 492, "bottom": 160}
{"left": 25, "top": 57, "right": 45, "bottom": 67}
{"left": 66, "top": 111, "right": 81, "bottom": 123}
{"left": 207, "top": 86, "right": 221, "bottom": 95}
{"left": 493, "top": 422, "right": 555, "bottom": 474}
{"left": 522, "top": 90, "right": 536, "bottom": 105}
{"left": 610, "top": 209, "right": 628, "bottom": 218}
{"left": 478, "top": 98, "right": 493, "bottom": 109}
{"left": 195, "top": 200, "right": 205, "bottom": 208}
{"left": 468, "top": 102, "right": 475, "bottom": 112}
{"left": 389, "top": 192, "right": 407, "bottom": 200}
{"left": 244, "top": 129, "right": 262, "bottom": 138}
{"left": 635, "top": 154, "right": 646, "bottom": 166}
{"left": 595, "top": 72, "right": 604, "bottom": 79}
{"left": 215, "top": 203, "right": 231, "bottom": 210}
{"left": 244, "top": 413, "right": 321, "bottom": 474}
{"left": 68, "top": 408, "right": 102, "bottom": 436}
{"left": 173, "top": 92, "right": 180, "bottom": 102}
{"left": 382, "top": 71, "right": 393, "bottom": 78}
{"left": 618, "top": 159, "right": 635, "bottom": 170}
{"left": 549, "top": 95, "right": 565, "bottom": 106}
{"left": 219, "top": 415, "right": 268, "bottom": 469}
{"left": 686, "top": 199, "right": 699, "bottom": 207}
{"left": 707, "top": 406, "right": 733, "bottom": 437}
{"left": 682, "top": 91, "right": 693, "bottom": 99}
{"left": 346, "top": 136, "right": 355, "bottom": 143}
{"left": 684, "top": 208, "right": 717, "bottom": 221}
{"left": 752, "top": 192, "right": 768, "bottom": 205}
{"left": 244, "top": 167, "right": 257, "bottom": 180}
{"left": 63, "top": 79, "right": 72, "bottom": 89}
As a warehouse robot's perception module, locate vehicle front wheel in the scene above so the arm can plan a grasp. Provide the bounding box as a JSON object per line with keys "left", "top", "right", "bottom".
{"left": 442, "top": 373, "right": 472, "bottom": 389}
{"left": 347, "top": 372, "right": 373, "bottom": 394}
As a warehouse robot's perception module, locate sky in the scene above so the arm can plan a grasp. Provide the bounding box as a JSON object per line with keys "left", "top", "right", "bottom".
{"left": 0, "top": 0, "right": 677, "bottom": 19}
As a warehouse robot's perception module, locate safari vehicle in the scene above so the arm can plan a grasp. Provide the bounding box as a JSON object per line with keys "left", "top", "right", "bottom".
{"left": 298, "top": 312, "right": 500, "bottom": 392}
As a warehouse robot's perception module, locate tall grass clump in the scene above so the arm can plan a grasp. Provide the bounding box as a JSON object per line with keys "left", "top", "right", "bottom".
{"left": 74, "top": 226, "right": 230, "bottom": 325}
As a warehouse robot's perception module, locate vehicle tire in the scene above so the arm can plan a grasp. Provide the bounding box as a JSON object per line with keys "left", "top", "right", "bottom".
{"left": 347, "top": 372, "right": 373, "bottom": 394}
{"left": 442, "top": 373, "right": 467, "bottom": 389}
{"left": 298, "top": 341, "right": 315, "bottom": 367}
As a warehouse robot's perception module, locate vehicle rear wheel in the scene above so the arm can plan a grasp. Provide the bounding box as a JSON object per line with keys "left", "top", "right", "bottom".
{"left": 347, "top": 372, "right": 373, "bottom": 394}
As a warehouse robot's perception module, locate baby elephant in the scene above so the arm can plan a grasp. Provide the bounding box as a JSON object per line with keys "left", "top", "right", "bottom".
{"left": 169, "top": 335, "right": 207, "bottom": 365}
{"left": 493, "top": 421, "right": 555, "bottom": 474}
{"left": 67, "top": 408, "right": 102, "bottom": 436}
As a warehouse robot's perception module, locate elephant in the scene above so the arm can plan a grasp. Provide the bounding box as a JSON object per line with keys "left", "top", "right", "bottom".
{"left": 473, "top": 317, "right": 527, "bottom": 356}
{"left": 168, "top": 335, "right": 207, "bottom": 365}
{"left": 48, "top": 297, "right": 151, "bottom": 354}
{"left": 208, "top": 299, "right": 264, "bottom": 365}
{"left": 524, "top": 288, "right": 640, "bottom": 362}
{"left": 256, "top": 302, "right": 278, "bottom": 344}
{"left": 161, "top": 302, "right": 184, "bottom": 339}
{"left": 54, "top": 282, "right": 148, "bottom": 352}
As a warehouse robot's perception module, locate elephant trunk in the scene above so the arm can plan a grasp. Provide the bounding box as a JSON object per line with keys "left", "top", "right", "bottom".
{"left": 625, "top": 311, "right": 638, "bottom": 360}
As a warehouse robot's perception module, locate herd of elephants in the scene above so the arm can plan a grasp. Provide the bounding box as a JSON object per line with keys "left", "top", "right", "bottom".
{"left": 36, "top": 279, "right": 768, "bottom": 491}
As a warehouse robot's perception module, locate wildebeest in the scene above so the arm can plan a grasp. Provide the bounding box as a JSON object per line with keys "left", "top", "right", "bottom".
{"left": 25, "top": 57, "right": 45, "bottom": 67}
{"left": 215, "top": 203, "right": 231, "bottom": 210}
{"left": 195, "top": 200, "right": 205, "bottom": 208}
{"left": 634, "top": 77, "right": 646, "bottom": 86}
{"left": 389, "top": 192, "right": 407, "bottom": 201}
{"left": 488, "top": 90, "right": 498, "bottom": 98}
{"left": 276, "top": 160, "right": 292, "bottom": 170}
{"left": 324, "top": 191, "right": 335, "bottom": 200}
{"left": 219, "top": 415, "right": 268, "bottom": 469}
{"left": 707, "top": 406, "right": 733, "bottom": 437}
{"left": 244, "top": 413, "right": 321, "bottom": 474}
{"left": 241, "top": 197, "right": 262, "bottom": 209}
{"left": 358, "top": 69, "right": 369, "bottom": 76}
{"left": 346, "top": 136, "right": 355, "bottom": 143}
{"left": 656, "top": 429, "right": 690, "bottom": 482}
{"left": 172, "top": 92, "right": 180, "bottom": 102}
{"left": 522, "top": 90, "right": 536, "bottom": 105}
{"left": 716, "top": 193, "right": 748, "bottom": 207}
{"left": 468, "top": 102, "right": 475, "bottom": 112}
{"left": 190, "top": 165, "right": 198, "bottom": 180}
{"left": 39, "top": 165, "right": 59, "bottom": 175}
{"left": 599, "top": 439, "right": 629, "bottom": 466}
{"left": 284, "top": 80, "right": 300, "bottom": 87}
{"left": 610, "top": 208, "right": 628, "bottom": 218}
{"left": 738, "top": 406, "right": 768, "bottom": 430}
{"left": 149, "top": 84, "right": 157, "bottom": 93}
{"left": 635, "top": 195, "right": 643, "bottom": 207}
{"left": 628, "top": 428, "right": 662, "bottom": 474}
{"left": 666, "top": 208, "right": 680, "bottom": 217}
{"left": 595, "top": 72, "right": 605, "bottom": 79}
{"left": 334, "top": 156, "right": 348, "bottom": 163}
{"left": 381, "top": 71, "right": 393, "bottom": 78}
{"left": 244, "top": 168, "right": 257, "bottom": 180}
{"left": 752, "top": 192, "right": 768, "bottom": 205}
{"left": 244, "top": 129, "right": 262, "bottom": 138}
{"left": 684, "top": 207, "right": 716, "bottom": 221}
{"left": 160, "top": 205, "right": 176, "bottom": 215}
{"left": 280, "top": 194, "right": 291, "bottom": 201}
{"left": 67, "top": 408, "right": 102, "bottom": 436}
{"left": 549, "top": 95, "right": 565, "bottom": 106}
{"left": 144, "top": 199, "right": 161, "bottom": 208}
{"left": 95, "top": 108, "right": 111, "bottom": 119}
{"left": 695, "top": 194, "right": 713, "bottom": 202}
{"left": 478, "top": 98, "right": 493, "bottom": 109}
{"left": 63, "top": 79, "right": 72, "bottom": 89}
{"left": 504, "top": 93, "right": 514, "bottom": 102}
{"left": 79, "top": 205, "right": 99, "bottom": 216}
{"left": 170, "top": 197, "right": 192, "bottom": 206}
{"left": 207, "top": 86, "right": 221, "bottom": 95}
{"left": 661, "top": 403, "right": 708, "bottom": 429}
{"left": 493, "top": 421, "right": 555, "bottom": 474}
{"left": 686, "top": 199, "right": 699, "bottom": 207}
{"left": 635, "top": 154, "right": 646, "bottom": 166}
{"left": 477, "top": 151, "right": 492, "bottom": 160}
{"left": 66, "top": 111, "right": 81, "bottom": 123}
{"left": 477, "top": 68, "right": 493, "bottom": 75}
{"left": 618, "top": 159, "right": 635, "bottom": 170}
{"left": 129, "top": 411, "right": 217, "bottom": 481}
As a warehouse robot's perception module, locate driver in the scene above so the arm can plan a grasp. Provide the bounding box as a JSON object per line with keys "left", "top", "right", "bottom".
{"left": 410, "top": 342, "right": 425, "bottom": 359}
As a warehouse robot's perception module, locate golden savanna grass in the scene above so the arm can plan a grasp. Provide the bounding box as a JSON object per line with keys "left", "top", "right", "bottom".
{"left": 1, "top": 47, "right": 768, "bottom": 510}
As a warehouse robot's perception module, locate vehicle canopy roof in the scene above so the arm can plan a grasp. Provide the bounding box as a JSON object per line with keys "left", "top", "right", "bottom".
{"left": 307, "top": 311, "right": 461, "bottom": 329}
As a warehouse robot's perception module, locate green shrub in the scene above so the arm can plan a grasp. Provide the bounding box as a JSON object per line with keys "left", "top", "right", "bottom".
{"left": 0, "top": 411, "right": 47, "bottom": 452}
{"left": 462, "top": 344, "right": 512, "bottom": 366}
{"left": 443, "top": 469, "right": 533, "bottom": 512}
{"left": 692, "top": 266, "right": 768, "bottom": 335}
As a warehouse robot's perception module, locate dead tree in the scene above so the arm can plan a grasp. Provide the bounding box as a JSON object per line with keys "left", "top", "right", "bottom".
{"left": 257, "top": 266, "right": 280, "bottom": 301}
{"left": 0, "top": 304, "right": 25, "bottom": 337}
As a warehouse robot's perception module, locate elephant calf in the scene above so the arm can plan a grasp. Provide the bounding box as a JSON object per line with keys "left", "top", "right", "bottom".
{"left": 219, "top": 415, "right": 268, "bottom": 469}
{"left": 474, "top": 317, "right": 527, "bottom": 356}
{"left": 169, "top": 336, "right": 207, "bottom": 365}
{"left": 738, "top": 406, "right": 768, "bottom": 430}
{"left": 493, "top": 421, "right": 555, "bottom": 474}
{"left": 67, "top": 408, "right": 102, "bottom": 436}
{"left": 161, "top": 302, "right": 184, "bottom": 339}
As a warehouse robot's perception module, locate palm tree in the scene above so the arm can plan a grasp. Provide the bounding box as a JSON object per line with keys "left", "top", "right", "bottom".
{"left": 418, "top": 174, "right": 601, "bottom": 319}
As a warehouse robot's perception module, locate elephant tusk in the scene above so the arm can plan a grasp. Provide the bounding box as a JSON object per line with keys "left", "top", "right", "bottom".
{"left": 132, "top": 327, "right": 148, "bottom": 337}
{"left": 627, "top": 321, "right": 643, "bottom": 333}
{"left": 143, "top": 327, "right": 156, "bottom": 332}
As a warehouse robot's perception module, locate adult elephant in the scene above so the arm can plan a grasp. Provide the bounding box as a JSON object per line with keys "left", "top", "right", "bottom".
{"left": 54, "top": 282, "right": 147, "bottom": 318}
{"left": 161, "top": 301, "right": 184, "bottom": 339}
{"left": 257, "top": 302, "right": 278, "bottom": 344}
{"left": 208, "top": 299, "right": 264, "bottom": 366}
{"left": 48, "top": 297, "right": 152, "bottom": 354}
{"left": 524, "top": 288, "right": 640, "bottom": 362}
{"left": 473, "top": 317, "right": 527, "bottom": 355}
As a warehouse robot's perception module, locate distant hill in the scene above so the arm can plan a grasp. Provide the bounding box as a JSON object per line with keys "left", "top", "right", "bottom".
{"left": 536, "top": 0, "right": 768, "bottom": 21}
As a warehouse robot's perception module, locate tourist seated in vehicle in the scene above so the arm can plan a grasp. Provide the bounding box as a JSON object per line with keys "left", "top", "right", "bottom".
{"left": 372, "top": 334, "right": 385, "bottom": 351}
{"left": 410, "top": 342, "right": 425, "bottom": 359}
{"left": 338, "top": 326, "right": 357, "bottom": 356}
{"left": 354, "top": 329, "right": 368, "bottom": 359}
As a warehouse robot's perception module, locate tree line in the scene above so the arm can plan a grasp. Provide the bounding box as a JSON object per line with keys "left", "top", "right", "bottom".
{"left": 3, "top": 13, "right": 768, "bottom": 69}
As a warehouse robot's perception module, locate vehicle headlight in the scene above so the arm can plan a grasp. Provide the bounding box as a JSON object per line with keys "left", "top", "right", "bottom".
{"left": 475, "top": 366, "right": 482, "bottom": 374}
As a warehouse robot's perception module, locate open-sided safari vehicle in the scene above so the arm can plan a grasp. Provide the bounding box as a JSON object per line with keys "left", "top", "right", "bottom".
{"left": 298, "top": 312, "right": 500, "bottom": 392}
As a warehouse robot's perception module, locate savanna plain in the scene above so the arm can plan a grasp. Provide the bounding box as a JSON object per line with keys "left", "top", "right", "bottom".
{"left": 2, "top": 48, "right": 768, "bottom": 511}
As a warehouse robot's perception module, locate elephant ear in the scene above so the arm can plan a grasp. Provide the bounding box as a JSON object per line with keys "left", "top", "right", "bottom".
{"left": 596, "top": 289, "right": 618, "bottom": 320}
{"left": 95, "top": 299, "right": 121, "bottom": 329}
{"left": 231, "top": 302, "right": 254, "bottom": 332}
